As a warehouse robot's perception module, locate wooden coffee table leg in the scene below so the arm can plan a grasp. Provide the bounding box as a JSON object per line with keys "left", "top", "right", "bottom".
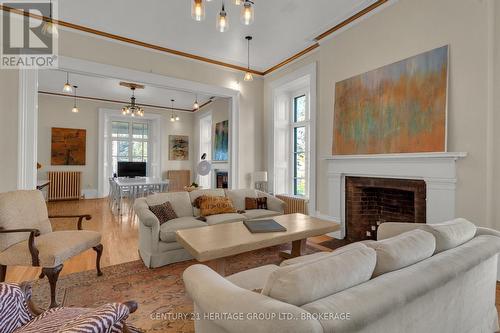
{"left": 215, "top": 258, "right": 226, "bottom": 276}
{"left": 279, "top": 239, "right": 306, "bottom": 259}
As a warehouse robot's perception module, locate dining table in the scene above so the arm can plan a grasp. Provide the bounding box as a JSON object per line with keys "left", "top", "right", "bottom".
{"left": 113, "top": 177, "right": 169, "bottom": 214}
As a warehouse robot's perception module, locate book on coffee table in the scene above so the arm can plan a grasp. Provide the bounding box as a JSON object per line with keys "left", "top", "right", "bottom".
{"left": 243, "top": 219, "right": 287, "bottom": 233}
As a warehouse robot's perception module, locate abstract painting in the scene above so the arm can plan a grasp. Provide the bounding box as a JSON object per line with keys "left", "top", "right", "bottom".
{"left": 214, "top": 120, "right": 229, "bottom": 161}
{"left": 169, "top": 135, "right": 189, "bottom": 160}
{"left": 51, "top": 127, "right": 86, "bottom": 165}
{"left": 333, "top": 45, "right": 448, "bottom": 155}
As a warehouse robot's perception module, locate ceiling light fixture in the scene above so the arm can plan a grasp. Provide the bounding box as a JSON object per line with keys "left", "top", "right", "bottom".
{"left": 170, "top": 99, "right": 178, "bottom": 122}
{"left": 241, "top": 0, "right": 254, "bottom": 26}
{"left": 217, "top": 1, "right": 229, "bottom": 32}
{"left": 121, "top": 84, "right": 145, "bottom": 117}
{"left": 192, "top": 0, "right": 206, "bottom": 21}
{"left": 234, "top": 0, "right": 242, "bottom": 5}
{"left": 71, "top": 86, "right": 79, "bottom": 113}
{"left": 42, "top": 0, "right": 58, "bottom": 36}
{"left": 244, "top": 36, "right": 253, "bottom": 81}
{"left": 193, "top": 94, "right": 200, "bottom": 110}
{"left": 63, "top": 72, "right": 73, "bottom": 93}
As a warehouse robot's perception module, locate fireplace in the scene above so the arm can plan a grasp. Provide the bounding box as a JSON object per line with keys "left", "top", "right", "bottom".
{"left": 215, "top": 171, "right": 228, "bottom": 189}
{"left": 345, "top": 177, "right": 426, "bottom": 242}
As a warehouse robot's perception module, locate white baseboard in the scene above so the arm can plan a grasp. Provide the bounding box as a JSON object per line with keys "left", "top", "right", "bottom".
{"left": 81, "top": 189, "right": 98, "bottom": 199}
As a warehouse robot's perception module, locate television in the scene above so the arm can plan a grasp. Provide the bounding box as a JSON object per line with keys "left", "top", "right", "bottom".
{"left": 117, "top": 162, "right": 147, "bottom": 178}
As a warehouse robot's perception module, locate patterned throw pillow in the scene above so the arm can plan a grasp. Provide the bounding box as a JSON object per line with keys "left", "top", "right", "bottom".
{"left": 0, "top": 283, "right": 33, "bottom": 333}
{"left": 199, "top": 196, "right": 237, "bottom": 217}
{"left": 149, "top": 202, "right": 178, "bottom": 225}
{"left": 245, "top": 197, "right": 268, "bottom": 210}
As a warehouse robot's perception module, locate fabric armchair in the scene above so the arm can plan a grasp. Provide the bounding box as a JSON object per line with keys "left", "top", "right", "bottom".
{"left": 0, "top": 282, "right": 140, "bottom": 333}
{"left": 0, "top": 190, "right": 103, "bottom": 308}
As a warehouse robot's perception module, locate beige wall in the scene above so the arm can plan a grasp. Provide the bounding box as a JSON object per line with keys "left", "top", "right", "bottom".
{"left": 0, "top": 70, "right": 19, "bottom": 192}
{"left": 37, "top": 94, "right": 195, "bottom": 194}
{"left": 265, "top": 0, "right": 497, "bottom": 229}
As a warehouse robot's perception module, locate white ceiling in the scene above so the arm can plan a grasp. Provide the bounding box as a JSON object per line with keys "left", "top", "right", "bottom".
{"left": 38, "top": 69, "right": 215, "bottom": 110}
{"left": 57, "top": 0, "right": 378, "bottom": 71}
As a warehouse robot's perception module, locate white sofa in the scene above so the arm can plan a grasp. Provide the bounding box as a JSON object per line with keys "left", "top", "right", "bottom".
{"left": 134, "top": 188, "right": 285, "bottom": 268}
{"left": 183, "top": 219, "right": 500, "bottom": 333}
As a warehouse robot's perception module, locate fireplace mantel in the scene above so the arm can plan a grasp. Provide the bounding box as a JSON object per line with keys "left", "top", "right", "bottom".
{"left": 322, "top": 152, "right": 467, "bottom": 238}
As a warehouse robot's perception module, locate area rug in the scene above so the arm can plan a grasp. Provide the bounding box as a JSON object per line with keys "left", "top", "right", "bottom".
{"left": 31, "top": 243, "right": 319, "bottom": 332}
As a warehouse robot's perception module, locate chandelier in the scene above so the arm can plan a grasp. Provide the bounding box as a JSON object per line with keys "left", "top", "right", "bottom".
{"left": 191, "top": 0, "right": 255, "bottom": 30}
{"left": 120, "top": 82, "right": 145, "bottom": 117}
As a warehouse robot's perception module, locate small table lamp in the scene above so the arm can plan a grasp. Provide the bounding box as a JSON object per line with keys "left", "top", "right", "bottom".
{"left": 253, "top": 171, "right": 268, "bottom": 193}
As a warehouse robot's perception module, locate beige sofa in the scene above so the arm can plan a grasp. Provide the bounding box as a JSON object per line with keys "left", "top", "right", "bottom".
{"left": 184, "top": 219, "right": 500, "bottom": 333}
{"left": 134, "top": 189, "right": 285, "bottom": 268}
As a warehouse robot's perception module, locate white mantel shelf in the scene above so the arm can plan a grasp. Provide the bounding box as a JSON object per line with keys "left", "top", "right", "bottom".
{"left": 323, "top": 151, "right": 468, "bottom": 239}
{"left": 323, "top": 152, "right": 468, "bottom": 160}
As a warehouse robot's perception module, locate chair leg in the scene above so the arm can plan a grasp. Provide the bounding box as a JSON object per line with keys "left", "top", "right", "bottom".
{"left": 0, "top": 265, "right": 6, "bottom": 282}
{"left": 42, "top": 264, "right": 63, "bottom": 308}
{"left": 93, "top": 244, "right": 104, "bottom": 276}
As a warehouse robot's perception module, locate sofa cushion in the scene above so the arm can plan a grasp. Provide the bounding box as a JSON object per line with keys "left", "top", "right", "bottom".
{"left": 148, "top": 201, "right": 178, "bottom": 225}
{"left": 226, "top": 264, "right": 280, "bottom": 291}
{"left": 280, "top": 243, "right": 368, "bottom": 267}
{"left": 262, "top": 244, "right": 376, "bottom": 306}
{"left": 428, "top": 218, "right": 477, "bottom": 253}
{"left": 225, "top": 189, "right": 258, "bottom": 211}
{"left": 159, "top": 217, "right": 206, "bottom": 242}
{"left": 205, "top": 213, "right": 246, "bottom": 225}
{"left": 189, "top": 189, "right": 226, "bottom": 216}
{"left": 199, "top": 196, "right": 237, "bottom": 217}
{"left": 144, "top": 192, "right": 193, "bottom": 217}
{"left": 245, "top": 197, "right": 268, "bottom": 210}
{"left": 242, "top": 209, "right": 280, "bottom": 220}
{"left": 365, "top": 229, "right": 436, "bottom": 277}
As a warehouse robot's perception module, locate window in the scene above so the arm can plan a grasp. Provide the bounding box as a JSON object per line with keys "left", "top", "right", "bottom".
{"left": 111, "top": 120, "right": 149, "bottom": 175}
{"left": 291, "top": 94, "right": 309, "bottom": 196}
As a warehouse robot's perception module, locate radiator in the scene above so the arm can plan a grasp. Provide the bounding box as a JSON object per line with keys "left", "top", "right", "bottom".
{"left": 47, "top": 171, "right": 81, "bottom": 201}
{"left": 276, "top": 194, "right": 309, "bottom": 215}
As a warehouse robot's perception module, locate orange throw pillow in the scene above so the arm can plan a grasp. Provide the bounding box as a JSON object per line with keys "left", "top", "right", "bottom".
{"left": 199, "top": 196, "right": 237, "bottom": 217}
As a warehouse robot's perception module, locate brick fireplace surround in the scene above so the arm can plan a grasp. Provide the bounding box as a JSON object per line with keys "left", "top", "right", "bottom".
{"left": 345, "top": 177, "right": 426, "bottom": 242}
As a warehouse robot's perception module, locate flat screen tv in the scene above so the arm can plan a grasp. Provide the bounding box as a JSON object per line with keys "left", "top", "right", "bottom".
{"left": 117, "top": 162, "right": 147, "bottom": 178}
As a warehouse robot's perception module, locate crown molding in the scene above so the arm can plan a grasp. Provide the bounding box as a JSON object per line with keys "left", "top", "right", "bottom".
{"left": 1, "top": 1, "right": 388, "bottom": 76}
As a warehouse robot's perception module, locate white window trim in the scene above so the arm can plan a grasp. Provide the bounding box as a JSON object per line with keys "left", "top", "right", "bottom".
{"left": 197, "top": 111, "right": 213, "bottom": 188}
{"left": 267, "top": 62, "right": 317, "bottom": 214}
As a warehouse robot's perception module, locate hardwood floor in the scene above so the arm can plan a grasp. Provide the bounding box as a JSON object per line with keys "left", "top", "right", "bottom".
{"left": 4, "top": 198, "right": 500, "bottom": 321}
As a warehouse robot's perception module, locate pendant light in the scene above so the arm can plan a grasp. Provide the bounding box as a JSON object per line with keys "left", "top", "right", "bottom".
{"left": 63, "top": 72, "right": 73, "bottom": 93}
{"left": 234, "top": 0, "right": 242, "bottom": 5}
{"left": 241, "top": 0, "right": 254, "bottom": 26}
{"left": 217, "top": 2, "right": 229, "bottom": 32}
{"left": 71, "top": 86, "right": 79, "bottom": 113}
{"left": 192, "top": 0, "right": 205, "bottom": 21}
{"left": 42, "top": 0, "right": 58, "bottom": 36}
{"left": 170, "top": 99, "right": 176, "bottom": 122}
{"left": 244, "top": 36, "right": 253, "bottom": 81}
{"left": 193, "top": 94, "right": 200, "bottom": 110}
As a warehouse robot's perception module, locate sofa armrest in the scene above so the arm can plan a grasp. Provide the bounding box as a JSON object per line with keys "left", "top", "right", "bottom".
{"left": 257, "top": 191, "right": 286, "bottom": 214}
{"left": 183, "top": 264, "right": 323, "bottom": 333}
{"left": 134, "top": 198, "right": 160, "bottom": 228}
{"left": 376, "top": 222, "right": 428, "bottom": 241}
{"left": 476, "top": 227, "right": 500, "bottom": 238}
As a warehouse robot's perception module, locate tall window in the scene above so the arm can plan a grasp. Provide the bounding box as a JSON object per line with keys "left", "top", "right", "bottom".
{"left": 111, "top": 120, "right": 149, "bottom": 175}
{"left": 291, "top": 94, "right": 309, "bottom": 196}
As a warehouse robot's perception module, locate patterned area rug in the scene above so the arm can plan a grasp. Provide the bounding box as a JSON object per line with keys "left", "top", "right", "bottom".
{"left": 31, "top": 243, "right": 319, "bottom": 332}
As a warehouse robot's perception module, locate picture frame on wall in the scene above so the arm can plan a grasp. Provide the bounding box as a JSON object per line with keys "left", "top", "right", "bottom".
{"left": 213, "top": 120, "right": 229, "bottom": 162}
{"left": 51, "top": 127, "right": 87, "bottom": 165}
{"left": 169, "top": 135, "right": 189, "bottom": 160}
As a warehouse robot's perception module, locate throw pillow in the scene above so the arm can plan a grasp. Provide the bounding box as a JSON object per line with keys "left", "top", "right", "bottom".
{"left": 245, "top": 197, "right": 268, "bottom": 210}
{"left": 199, "top": 196, "right": 237, "bottom": 217}
{"left": 149, "top": 202, "right": 178, "bottom": 225}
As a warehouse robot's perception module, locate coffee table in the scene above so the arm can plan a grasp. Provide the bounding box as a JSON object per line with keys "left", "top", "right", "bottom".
{"left": 176, "top": 213, "right": 340, "bottom": 275}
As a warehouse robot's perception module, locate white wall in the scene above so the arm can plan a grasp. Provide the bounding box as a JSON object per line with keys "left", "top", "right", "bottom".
{"left": 264, "top": 0, "right": 499, "bottom": 229}
{"left": 0, "top": 70, "right": 19, "bottom": 192}
{"left": 37, "top": 94, "right": 194, "bottom": 195}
